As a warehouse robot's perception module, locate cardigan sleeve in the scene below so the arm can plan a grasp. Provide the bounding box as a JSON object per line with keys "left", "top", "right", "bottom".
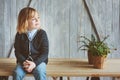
{"left": 14, "top": 33, "right": 26, "bottom": 64}
{"left": 34, "top": 30, "right": 49, "bottom": 66}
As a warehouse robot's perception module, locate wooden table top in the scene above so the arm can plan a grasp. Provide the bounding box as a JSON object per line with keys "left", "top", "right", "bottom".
{"left": 0, "top": 58, "right": 120, "bottom": 77}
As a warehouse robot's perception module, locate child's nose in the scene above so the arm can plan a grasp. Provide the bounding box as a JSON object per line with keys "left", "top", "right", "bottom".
{"left": 36, "top": 18, "right": 39, "bottom": 22}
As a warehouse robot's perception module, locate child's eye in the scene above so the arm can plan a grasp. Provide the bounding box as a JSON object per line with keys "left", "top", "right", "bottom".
{"left": 32, "top": 18, "right": 35, "bottom": 20}
{"left": 31, "top": 17, "right": 39, "bottom": 21}
{"left": 32, "top": 18, "right": 36, "bottom": 21}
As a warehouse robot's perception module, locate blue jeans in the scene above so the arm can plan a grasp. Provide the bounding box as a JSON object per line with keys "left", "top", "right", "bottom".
{"left": 13, "top": 62, "right": 47, "bottom": 80}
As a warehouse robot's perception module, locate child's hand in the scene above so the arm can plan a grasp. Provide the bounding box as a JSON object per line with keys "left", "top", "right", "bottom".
{"left": 23, "top": 60, "right": 36, "bottom": 73}
{"left": 23, "top": 60, "right": 29, "bottom": 69}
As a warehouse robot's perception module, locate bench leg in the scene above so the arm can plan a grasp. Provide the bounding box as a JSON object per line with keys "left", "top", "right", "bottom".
{"left": 60, "top": 77, "right": 63, "bottom": 80}
{"left": 52, "top": 76, "right": 70, "bottom": 80}
{"left": 52, "top": 77, "right": 58, "bottom": 80}
{"left": 0, "top": 76, "right": 8, "bottom": 80}
{"left": 86, "top": 77, "right": 100, "bottom": 80}
{"left": 86, "top": 77, "right": 89, "bottom": 80}
{"left": 113, "top": 77, "right": 120, "bottom": 80}
{"left": 67, "top": 77, "right": 70, "bottom": 80}
{"left": 112, "top": 77, "right": 115, "bottom": 80}
{"left": 60, "top": 76, "right": 70, "bottom": 80}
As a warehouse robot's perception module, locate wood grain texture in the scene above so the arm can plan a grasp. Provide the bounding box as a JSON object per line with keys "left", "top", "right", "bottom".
{"left": 0, "top": 58, "right": 120, "bottom": 77}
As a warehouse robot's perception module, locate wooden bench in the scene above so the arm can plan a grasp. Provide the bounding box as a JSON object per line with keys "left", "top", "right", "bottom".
{"left": 1, "top": 58, "right": 69, "bottom": 80}
{"left": 0, "top": 58, "right": 120, "bottom": 80}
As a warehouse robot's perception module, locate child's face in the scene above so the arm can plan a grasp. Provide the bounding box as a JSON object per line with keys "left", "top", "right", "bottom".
{"left": 27, "top": 12, "right": 40, "bottom": 31}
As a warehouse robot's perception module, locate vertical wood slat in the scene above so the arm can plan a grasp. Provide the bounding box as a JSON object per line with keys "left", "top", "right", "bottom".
{"left": 4, "top": 0, "right": 11, "bottom": 57}
{"left": 45, "top": 0, "right": 70, "bottom": 58}
{"left": 70, "top": 0, "right": 79, "bottom": 58}
{"left": 111, "top": 0, "right": 120, "bottom": 58}
{"left": 0, "top": 0, "right": 5, "bottom": 57}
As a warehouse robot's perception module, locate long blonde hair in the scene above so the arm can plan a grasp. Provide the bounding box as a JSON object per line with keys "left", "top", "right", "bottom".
{"left": 17, "top": 7, "right": 38, "bottom": 34}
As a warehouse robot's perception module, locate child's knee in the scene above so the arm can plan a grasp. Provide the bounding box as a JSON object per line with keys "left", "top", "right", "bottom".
{"left": 33, "top": 62, "right": 46, "bottom": 74}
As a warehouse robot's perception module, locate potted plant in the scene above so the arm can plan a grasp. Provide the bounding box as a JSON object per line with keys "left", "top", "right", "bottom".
{"left": 79, "top": 34, "right": 111, "bottom": 69}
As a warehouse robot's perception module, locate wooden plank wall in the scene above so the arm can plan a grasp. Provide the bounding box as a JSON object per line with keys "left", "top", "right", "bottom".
{"left": 0, "top": 0, "right": 120, "bottom": 80}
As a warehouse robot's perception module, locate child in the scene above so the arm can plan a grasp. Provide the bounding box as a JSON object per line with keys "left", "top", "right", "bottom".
{"left": 13, "top": 7, "right": 49, "bottom": 80}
